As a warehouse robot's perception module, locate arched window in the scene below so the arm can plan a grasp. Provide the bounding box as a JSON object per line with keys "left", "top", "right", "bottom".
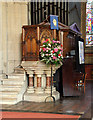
{"left": 86, "top": 0, "right": 93, "bottom": 46}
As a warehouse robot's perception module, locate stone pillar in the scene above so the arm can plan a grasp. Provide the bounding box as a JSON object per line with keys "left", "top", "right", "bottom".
{"left": 45, "top": 68, "right": 57, "bottom": 93}
{"left": 27, "top": 71, "right": 34, "bottom": 93}
{"left": 45, "top": 70, "right": 51, "bottom": 93}
{"left": 0, "top": 3, "right": 2, "bottom": 76}
{"left": 35, "top": 70, "right": 44, "bottom": 94}
{"left": 45, "top": 73, "right": 51, "bottom": 93}
{"left": 37, "top": 74, "right": 42, "bottom": 87}
{"left": 46, "top": 76, "right": 51, "bottom": 88}
{"left": 52, "top": 70, "right": 56, "bottom": 92}
{"left": 41, "top": 74, "right": 46, "bottom": 89}
{"left": 2, "top": 2, "right": 28, "bottom": 74}
{"left": 29, "top": 74, "right": 34, "bottom": 87}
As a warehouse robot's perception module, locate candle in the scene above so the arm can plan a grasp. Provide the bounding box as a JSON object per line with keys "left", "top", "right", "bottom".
{"left": 54, "top": 29, "right": 56, "bottom": 39}
{"left": 37, "top": 27, "right": 39, "bottom": 40}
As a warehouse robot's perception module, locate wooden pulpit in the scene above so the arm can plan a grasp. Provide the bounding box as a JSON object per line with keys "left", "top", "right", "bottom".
{"left": 22, "top": 21, "right": 85, "bottom": 97}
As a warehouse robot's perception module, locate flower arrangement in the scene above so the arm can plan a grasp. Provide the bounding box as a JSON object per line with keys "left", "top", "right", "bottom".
{"left": 39, "top": 39, "right": 63, "bottom": 65}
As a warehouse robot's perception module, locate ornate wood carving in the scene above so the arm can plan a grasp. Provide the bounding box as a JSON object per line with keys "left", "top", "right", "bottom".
{"left": 22, "top": 26, "right": 59, "bottom": 61}
{"left": 40, "top": 27, "right": 54, "bottom": 45}
{"left": 22, "top": 27, "right": 39, "bottom": 61}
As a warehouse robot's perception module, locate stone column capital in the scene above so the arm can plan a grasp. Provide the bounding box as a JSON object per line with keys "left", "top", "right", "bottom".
{"left": 45, "top": 70, "right": 51, "bottom": 77}
{"left": 35, "top": 70, "right": 45, "bottom": 75}
{"left": 26, "top": 70, "right": 34, "bottom": 75}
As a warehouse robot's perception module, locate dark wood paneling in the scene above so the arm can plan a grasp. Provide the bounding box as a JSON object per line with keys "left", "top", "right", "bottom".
{"left": 40, "top": 2, "right": 42, "bottom": 22}
{"left": 62, "top": 58, "right": 84, "bottom": 96}
{"left": 85, "top": 65, "right": 93, "bottom": 80}
{"left": 63, "top": 2, "right": 65, "bottom": 24}
{"left": 66, "top": 2, "right": 68, "bottom": 25}
{"left": 63, "top": 32, "right": 75, "bottom": 57}
{"left": 48, "top": 2, "right": 50, "bottom": 16}
{"left": 34, "top": 2, "right": 36, "bottom": 25}
{"left": 31, "top": 2, "right": 33, "bottom": 25}
{"left": 52, "top": 2, "right": 54, "bottom": 15}
{"left": 60, "top": 2, "right": 62, "bottom": 23}
{"left": 44, "top": 2, "right": 46, "bottom": 19}
{"left": 56, "top": 2, "right": 58, "bottom": 15}
{"left": 30, "top": 2, "right": 68, "bottom": 25}
{"left": 37, "top": 2, "right": 39, "bottom": 24}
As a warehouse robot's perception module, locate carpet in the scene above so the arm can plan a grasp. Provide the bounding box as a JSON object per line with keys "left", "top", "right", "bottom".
{"left": 0, "top": 111, "right": 80, "bottom": 120}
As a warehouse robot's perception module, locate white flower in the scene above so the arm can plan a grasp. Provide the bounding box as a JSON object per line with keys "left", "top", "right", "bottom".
{"left": 51, "top": 55, "right": 53, "bottom": 57}
{"left": 51, "top": 50, "right": 53, "bottom": 53}
{"left": 49, "top": 57, "right": 51, "bottom": 60}
{"left": 51, "top": 53, "right": 53, "bottom": 56}
{"left": 43, "top": 44, "right": 45, "bottom": 47}
{"left": 41, "top": 54, "right": 44, "bottom": 57}
{"left": 48, "top": 43, "right": 51, "bottom": 47}
{"left": 46, "top": 54, "right": 49, "bottom": 56}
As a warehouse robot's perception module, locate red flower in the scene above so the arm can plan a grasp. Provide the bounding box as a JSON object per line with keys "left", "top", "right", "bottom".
{"left": 61, "top": 44, "right": 63, "bottom": 47}
{"left": 43, "top": 48, "right": 47, "bottom": 51}
{"left": 58, "top": 54, "right": 61, "bottom": 56}
{"left": 46, "top": 39, "right": 48, "bottom": 42}
{"left": 52, "top": 51, "right": 54, "bottom": 53}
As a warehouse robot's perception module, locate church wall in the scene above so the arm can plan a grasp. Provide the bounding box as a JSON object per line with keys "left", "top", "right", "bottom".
{"left": 68, "top": 2, "right": 81, "bottom": 29}
{"left": 1, "top": 2, "right": 28, "bottom": 74}
{"left": 0, "top": 2, "right": 3, "bottom": 75}
{"left": 68, "top": 2, "right": 86, "bottom": 44}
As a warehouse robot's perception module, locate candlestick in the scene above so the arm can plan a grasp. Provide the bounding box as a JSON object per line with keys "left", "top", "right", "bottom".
{"left": 37, "top": 27, "right": 39, "bottom": 41}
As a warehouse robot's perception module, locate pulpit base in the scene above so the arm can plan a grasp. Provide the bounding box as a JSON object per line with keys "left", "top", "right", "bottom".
{"left": 24, "top": 91, "right": 60, "bottom": 102}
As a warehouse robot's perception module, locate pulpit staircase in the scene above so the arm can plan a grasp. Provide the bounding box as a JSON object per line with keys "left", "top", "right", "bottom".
{"left": 0, "top": 67, "right": 27, "bottom": 104}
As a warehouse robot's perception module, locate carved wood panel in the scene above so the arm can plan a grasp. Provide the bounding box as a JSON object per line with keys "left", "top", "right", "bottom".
{"left": 40, "top": 26, "right": 54, "bottom": 45}
{"left": 22, "top": 26, "right": 58, "bottom": 61}
{"left": 22, "top": 27, "right": 39, "bottom": 61}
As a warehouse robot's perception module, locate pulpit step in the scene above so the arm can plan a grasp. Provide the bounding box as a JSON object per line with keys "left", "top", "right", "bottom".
{"left": 0, "top": 72, "right": 26, "bottom": 104}
{"left": 1, "top": 78, "right": 24, "bottom": 85}
{"left": 8, "top": 73, "right": 24, "bottom": 79}
{"left": 0, "top": 98, "right": 17, "bottom": 104}
{"left": 0, "top": 84, "right": 22, "bottom": 87}
{"left": 0, "top": 91, "right": 18, "bottom": 95}
{"left": 14, "top": 67, "right": 24, "bottom": 74}
{"left": 0, "top": 85, "right": 21, "bottom": 91}
{"left": 0, "top": 93, "right": 18, "bottom": 98}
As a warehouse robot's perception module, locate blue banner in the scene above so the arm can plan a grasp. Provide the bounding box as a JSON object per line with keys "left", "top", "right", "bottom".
{"left": 50, "top": 15, "right": 59, "bottom": 30}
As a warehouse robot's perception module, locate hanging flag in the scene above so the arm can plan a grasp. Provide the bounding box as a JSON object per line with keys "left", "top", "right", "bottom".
{"left": 50, "top": 15, "right": 59, "bottom": 30}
